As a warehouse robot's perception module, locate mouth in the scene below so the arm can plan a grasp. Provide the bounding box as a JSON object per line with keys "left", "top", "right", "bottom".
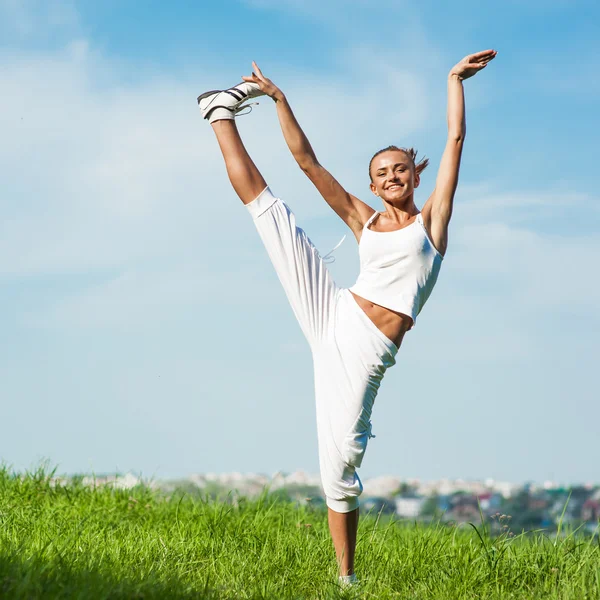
{"left": 386, "top": 184, "right": 402, "bottom": 191}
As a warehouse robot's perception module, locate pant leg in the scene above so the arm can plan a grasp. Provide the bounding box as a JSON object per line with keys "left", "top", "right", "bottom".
{"left": 314, "top": 289, "right": 398, "bottom": 513}
{"left": 247, "top": 187, "right": 398, "bottom": 513}
{"left": 246, "top": 186, "right": 339, "bottom": 347}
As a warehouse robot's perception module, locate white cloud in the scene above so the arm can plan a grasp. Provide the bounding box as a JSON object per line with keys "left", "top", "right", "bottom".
{"left": 2, "top": 1, "right": 597, "bottom": 360}
{"left": 0, "top": 31, "right": 435, "bottom": 278}
{"left": 22, "top": 259, "right": 284, "bottom": 331}
{"left": 449, "top": 185, "right": 600, "bottom": 314}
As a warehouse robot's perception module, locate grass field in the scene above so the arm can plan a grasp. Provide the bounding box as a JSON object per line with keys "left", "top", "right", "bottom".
{"left": 1, "top": 466, "right": 598, "bottom": 599}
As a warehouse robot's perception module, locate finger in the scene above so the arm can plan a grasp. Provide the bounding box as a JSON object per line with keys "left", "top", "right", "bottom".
{"left": 252, "top": 61, "right": 266, "bottom": 80}
{"left": 469, "top": 52, "right": 494, "bottom": 64}
{"left": 469, "top": 54, "right": 495, "bottom": 67}
{"left": 473, "top": 49, "right": 496, "bottom": 59}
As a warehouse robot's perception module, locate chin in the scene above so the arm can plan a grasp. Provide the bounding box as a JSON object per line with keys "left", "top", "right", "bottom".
{"left": 385, "top": 192, "right": 409, "bottom": 203}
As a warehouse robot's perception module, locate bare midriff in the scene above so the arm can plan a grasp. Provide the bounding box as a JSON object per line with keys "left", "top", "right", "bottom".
{"left": 349, "top": 291, "right": 413, "bottom": 350}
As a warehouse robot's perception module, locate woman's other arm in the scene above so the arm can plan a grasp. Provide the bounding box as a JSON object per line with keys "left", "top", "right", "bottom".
{"left": 422, "top": 49, "right": 497, "bottom": 256}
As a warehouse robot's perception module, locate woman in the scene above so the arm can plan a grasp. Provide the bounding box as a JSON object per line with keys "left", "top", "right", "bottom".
{"left": 197, "top": 49, "right": 497, "bottom": 585}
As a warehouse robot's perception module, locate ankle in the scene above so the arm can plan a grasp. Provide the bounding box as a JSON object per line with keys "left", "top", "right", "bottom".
{"left": 210, "top": 115, "right": 236, "bottom": 129}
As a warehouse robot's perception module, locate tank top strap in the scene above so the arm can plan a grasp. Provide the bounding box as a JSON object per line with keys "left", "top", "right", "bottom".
{"left": 363, "top": 211, "right": 380, "bottom": 230}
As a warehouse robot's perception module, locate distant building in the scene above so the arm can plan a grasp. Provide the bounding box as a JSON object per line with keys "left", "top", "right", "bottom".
{"left": 395, "top": 496, "right": 425, "bottom": 518}
{"left": 362, "top": 497, "right": 396, "bottom": 515}
{"left": 582, "top": 499, "right": 600, "bottom": 522}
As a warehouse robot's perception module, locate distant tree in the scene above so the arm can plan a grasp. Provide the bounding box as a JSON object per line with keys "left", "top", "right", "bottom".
{"left": 394, "top": 482, "right": 414, "bottom": 496}
{"left": 420, "top": 493, "right": 440, "bottom": 517}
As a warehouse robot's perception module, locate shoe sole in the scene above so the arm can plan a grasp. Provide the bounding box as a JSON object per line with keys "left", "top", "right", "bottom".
{"left": 197, "top": 89, "right": 222, "bottom": 105}
{"left": 197, "top": 89, "right": 232, "bottom": 121}
{"left": 197, "top": 84, "right": 252, "bottom": 120}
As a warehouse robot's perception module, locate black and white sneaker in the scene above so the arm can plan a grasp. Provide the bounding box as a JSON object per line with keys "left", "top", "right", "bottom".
{"left": 197, "top": 81, "right": 265, "bottom": 123}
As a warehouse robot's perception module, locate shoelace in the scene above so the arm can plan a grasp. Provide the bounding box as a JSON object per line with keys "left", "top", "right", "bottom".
{"left": 367, "top": 420, "right": 376, "bottom": 440}
{"left": 234, "top": 101, "right": 259, "bottom": 117}
{"left": 321, "top": 234, "right": 346, "bottom": 264}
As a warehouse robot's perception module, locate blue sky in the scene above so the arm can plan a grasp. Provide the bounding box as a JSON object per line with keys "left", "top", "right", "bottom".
{"left": 1, "top": 0, "right": 599, "bottom": 485}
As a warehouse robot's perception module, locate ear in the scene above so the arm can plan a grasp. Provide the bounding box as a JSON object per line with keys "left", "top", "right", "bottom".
{"left": 413, "top": 172, "right": 421, "bottom": 189}
{"left": 370, "top": 182, "right": 379, "bottom": 196}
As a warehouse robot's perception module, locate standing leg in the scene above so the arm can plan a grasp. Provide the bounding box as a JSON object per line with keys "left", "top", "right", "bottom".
{"left": 328, "top": 507, "right": 359, "bottom": 577}
{"left": 315, "top": 289, "right": 399, "bottom": 583}
{"left": 210, "top": 119, "right": 267, "bottom": 205}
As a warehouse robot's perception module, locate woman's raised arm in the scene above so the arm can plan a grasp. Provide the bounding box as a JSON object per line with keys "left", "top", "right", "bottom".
{"left": 243, "top": 62, "right": 373, "bottom": 238}
{"left": 423, "top": 49, "right": 497, "bottom": 255}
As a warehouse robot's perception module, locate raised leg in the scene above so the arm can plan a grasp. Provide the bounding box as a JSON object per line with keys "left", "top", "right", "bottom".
{"left": 211, "top": 119, "right": 267, "bottom": 205}
{"left": 328, "top": 507, "right": 359, "bottom": 576}
{"left": 209, "top": 107, "right": 359, "bottom": 578}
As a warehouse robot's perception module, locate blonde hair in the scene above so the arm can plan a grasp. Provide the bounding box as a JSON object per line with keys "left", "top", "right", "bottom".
{"left": 368, "top": 145, "right": 429, "bottom": 182}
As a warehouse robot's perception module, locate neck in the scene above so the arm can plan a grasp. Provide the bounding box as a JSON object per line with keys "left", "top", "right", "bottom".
{"left": 380, "top": 197, "right": 419, "bottom": 225}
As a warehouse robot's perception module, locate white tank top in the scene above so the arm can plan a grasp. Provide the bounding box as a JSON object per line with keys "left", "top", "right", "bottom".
{"left": 348, "top": 211, "right": 443, "bottom": 327}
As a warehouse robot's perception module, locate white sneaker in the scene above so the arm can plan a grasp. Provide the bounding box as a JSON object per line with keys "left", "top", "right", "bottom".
{"left": 197, "top": 82, "right": 265, "bottom": 123}
{"left": 338, "top": 573, "right": 359, "bottom": 588}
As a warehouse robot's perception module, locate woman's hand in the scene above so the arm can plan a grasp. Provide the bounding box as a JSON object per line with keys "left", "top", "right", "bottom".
{"left": 449, "top": 49, "right": 497, "bottom": 80}
{"left": 242, "top": 61, "right": 285, "bottom": 102}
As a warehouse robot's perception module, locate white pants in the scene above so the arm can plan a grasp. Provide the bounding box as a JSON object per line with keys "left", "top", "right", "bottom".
{"left": 247, "top": 187, "right": 398, "bottom": 513}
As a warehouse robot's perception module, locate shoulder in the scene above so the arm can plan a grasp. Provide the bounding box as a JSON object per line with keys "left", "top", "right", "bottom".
{"left": 348, "top": 201, "right": 377, "bottom": 241}
{"left": 355, "top": 203, "right": 377, "bottom": 228}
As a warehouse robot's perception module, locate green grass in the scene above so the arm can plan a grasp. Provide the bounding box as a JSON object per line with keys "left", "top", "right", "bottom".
{"left": 0, "top": 466, "right": 598, "bottom": 599}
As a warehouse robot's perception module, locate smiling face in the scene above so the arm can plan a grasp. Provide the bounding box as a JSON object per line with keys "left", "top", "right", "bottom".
{"left": 369, "top": 150, "right": 420, "bottom": 204}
